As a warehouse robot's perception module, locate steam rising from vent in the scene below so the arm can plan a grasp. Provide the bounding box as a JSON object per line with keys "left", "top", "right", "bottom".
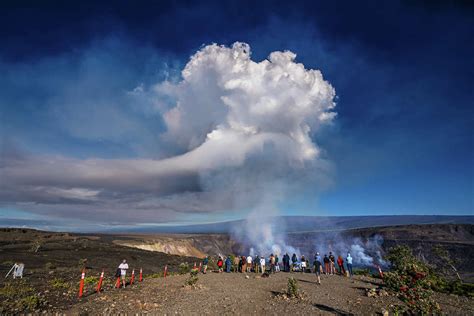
{"left": 1, "top": 42, "right": 336, "bottom": 227}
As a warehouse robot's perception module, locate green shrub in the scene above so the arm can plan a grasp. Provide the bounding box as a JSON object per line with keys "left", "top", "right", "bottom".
{"left": 287, "top": 277, "right": 299, "bottom": 298}
{"left": 0, "top": 281, "right": 43, "bottom": 312}
{"left": 184, "top": 269, "right": 199, "bottom": 287}
{"left": 0, "top": 281, "right": 34, "bottom": 298}
{"left": 353, "top": 268, "right": 371, "bottom": 276}
{"left": 384, "top": 246, "right": 440, "bottom": 314}
{"left": 206, "top": 256, "right": 219, "bottom": 271}
{"left": 20, "top": 295, "right": 41, "bottom": 310}
{"left": 49, "top": 277, "right": 69, "bottom": 289}
{"left": 146, "top": 273, "right": 162, "bottom": 279}
{"left": 83, "top": 276, "right": 98, "bottom": 285}
{"left": 178, "top": 262, "right": 190, "bottom": 275}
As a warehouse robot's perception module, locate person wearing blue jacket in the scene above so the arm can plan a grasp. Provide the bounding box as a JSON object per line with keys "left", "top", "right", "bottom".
{"left": 225, "top": 256, "right": 232, "bottom": 273}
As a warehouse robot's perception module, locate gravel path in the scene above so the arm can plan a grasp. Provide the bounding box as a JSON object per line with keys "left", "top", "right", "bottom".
{"left": 69, "top": 272, "right": 473, "bottom": 315}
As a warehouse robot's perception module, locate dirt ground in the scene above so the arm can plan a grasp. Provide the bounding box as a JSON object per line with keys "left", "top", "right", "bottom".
{"left": 69, "top": 271, "right": 473, "bottom": 315}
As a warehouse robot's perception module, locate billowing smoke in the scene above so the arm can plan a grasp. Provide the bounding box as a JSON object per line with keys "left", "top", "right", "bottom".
{"left": 1, "top": 42, "right": 336, "bottom": 224}
{"left": 2, "top": 41, "right": 386, "bottom": 265}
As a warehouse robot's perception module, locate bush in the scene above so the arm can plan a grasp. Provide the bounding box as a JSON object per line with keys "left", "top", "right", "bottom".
{"left": 353, "top": 268, "right": 371, "bottom": 276}
{"left": 83, "top": 276, "right": 98, "bottom": 285}
{"left": 178, "top": 262, "right": 190, "bottom": 275}
{"left": 287, "top": 277, "right": 299, "bottom": 298}
{"left": 385, "top": 246, "right": 440, "bottom": 314}
{"left": 0, "top": 281, "right": 43, "bottom": 312}
{"left": 184, "top": 269, "right": 199, "bottom": 287}
{"left": 20, "top": 295, "right": 42, "bottom": 310}
{"left": 146, "top": 273, "right": 162, "bottom": 279}
{"left": 49, "top": 277, "right": 69, "bottom": 289}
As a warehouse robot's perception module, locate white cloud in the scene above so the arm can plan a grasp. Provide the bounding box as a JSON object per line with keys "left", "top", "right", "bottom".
{"left": 0, "top": 42, "right": 336, "bottom": 224}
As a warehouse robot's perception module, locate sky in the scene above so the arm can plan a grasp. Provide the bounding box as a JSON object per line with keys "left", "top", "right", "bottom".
{"left": 0, "top": 0, "right": 473, "bottom": 231}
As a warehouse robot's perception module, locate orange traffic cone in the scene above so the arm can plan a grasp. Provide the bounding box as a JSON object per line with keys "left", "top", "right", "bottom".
{"left": 139, "top": 268, "right": 143, "bottom": 282}
{"left": 198, "top": 262, "right": 202, "bottom": 272}
{"left": 78, "top": 268, "right": 85, "bottom": 298}
{"left": 96, "top": 269, "right": 104, "bottom": 293}
{"left": 115, "top": 276, "right": 121, "bottom": 288}
{"left": 130, "top": 269, "right": 135, "bottom": 285}
{"left": 376, "top": 265, "right": 384, "bottom": 279}
{"left": 164, "top": 265, "right": 168, "bottom": 278}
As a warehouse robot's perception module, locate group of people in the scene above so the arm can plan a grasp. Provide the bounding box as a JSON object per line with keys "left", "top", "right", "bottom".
{"left": 206, "top": 251, "right": 355, "bottom": 283}
{"left": 313, "top": 252, "right": 354, "bottom": 284}
{"left": 212, "top": 254, "right": 280, "bottom": 274}
{"left": 115, "top": 251, "right": 355, "bottom": 288}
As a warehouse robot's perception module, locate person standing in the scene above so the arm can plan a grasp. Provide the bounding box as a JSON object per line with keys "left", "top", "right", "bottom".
{"left": 301, "top": 255, "right": 306, "bottom": 273}
{"left": 291, "top": 253, "right": 297, "bottom": 272}
{"left": 275, "top": 254, "right": 280, "bottom": 272}
{"left": 202, "top": 256, "right": 209, "bottom": 274}
{"left": 246, "top": 255, "right": 253, "bottom": 273}
{"left": 225, "top": 256, "right": 232, "bottom": 273}
{"left": 217, "top": 256, "right": 224, "bottom": 273}
{"left": 241, "top": 256, "right": 247, "bottom": 273}
{"left": 260, "top": 256, "right": 266, "bottom": 273}
{"left": 255, "top": 255, "right": 260, "bottom": 273}
{"left": 337, "top": 255, "right": 346, "bottom": 275}
{"left": 118, "top": 259, "right": 129, "bottom": 288}
{"left": 313, "top": 253, "right": 322, "bottom": 284}
{"left": 329, "top": 252, "right": 336, "bottom": 275}
{"left": 346, "top": 253, "right": 353, "bottom": 277}
{"left": 269, "top": 254, "right": 276, "bottom": 273}
{"left": 233, "top": 255, "right": 240, "bottom": 273}
{"left": 323, "top": 254, "right": 330, "bottom": 275}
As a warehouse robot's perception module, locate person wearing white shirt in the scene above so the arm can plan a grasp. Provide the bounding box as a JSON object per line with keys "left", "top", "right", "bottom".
{"left": 118, "top": 259, "right": 129, "bottom": 288}
{"left": 246, "top": 255, "right": 253, "bottom": 273}
{"left": 260, "top": 257, "right": 266, "bottom": 273}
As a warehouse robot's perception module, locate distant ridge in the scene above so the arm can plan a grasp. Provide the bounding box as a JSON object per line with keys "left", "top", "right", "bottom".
{"left": 106, "top": 215, "right": 474, "bottom": 234}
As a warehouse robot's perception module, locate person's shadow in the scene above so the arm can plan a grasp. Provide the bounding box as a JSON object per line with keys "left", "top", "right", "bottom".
{"left": 313, "top": 304, "right": 354, "bottom": 316}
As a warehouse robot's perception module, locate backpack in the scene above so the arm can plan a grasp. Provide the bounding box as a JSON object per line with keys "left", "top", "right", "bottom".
{"left": 115, "top": 268, "right": 121, "bottom": 277}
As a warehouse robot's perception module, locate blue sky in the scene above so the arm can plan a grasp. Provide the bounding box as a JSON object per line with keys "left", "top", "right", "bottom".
{"left": 0, "top": 1, "right": 472, "bottom": 230}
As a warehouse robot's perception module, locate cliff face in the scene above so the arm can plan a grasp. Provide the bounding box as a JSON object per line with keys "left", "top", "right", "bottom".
{"left": 115, "top": 224, "right": 474, "bottom": 281}
{"left": 113, "top": 234, "right": 245, "bottom": 259}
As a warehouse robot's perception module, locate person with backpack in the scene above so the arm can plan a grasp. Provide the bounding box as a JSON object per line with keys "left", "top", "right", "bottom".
{"left": 202, "top": 256, "right": 209, "bottom": 274}
{"left": 337, "top": 255, "right": 346, "bottom": 275}
{"left": 313, "top": 252, "right": 322, "bottom": 284}
{"left": 118, "top": 259, "right": 129, "bottom": 288}
{"left": 346, "top": 253, "right": 353, "bottom": 277}
{"left": 323, "top": 254, "right": 330, "bottom": 275}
